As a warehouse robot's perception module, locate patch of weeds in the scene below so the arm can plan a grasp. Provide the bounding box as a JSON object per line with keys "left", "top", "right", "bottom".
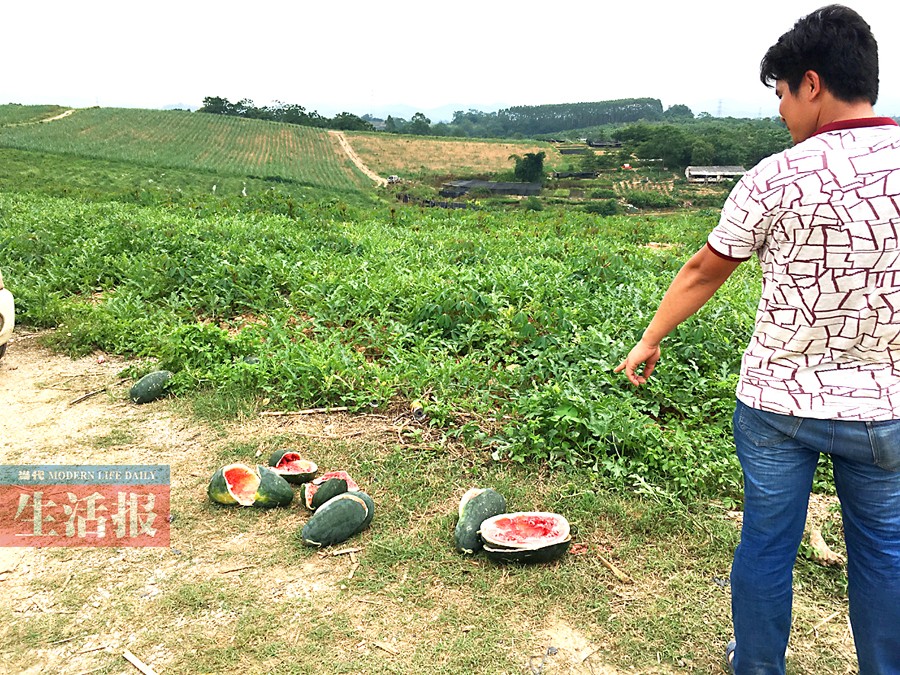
{"left": 213, "top": 440, "right": 265, "bottom": 465}
{"left": 92, "top": 426, "right": 135, "bottom": 448}
{"left": 189, "top": 388, "right": 258, "bottom": 426}
{"left": 2, "top": 613, "right": 72, "bottom": 648}
{"left": 160, "top": 579, "right": 242, "bottom": 615}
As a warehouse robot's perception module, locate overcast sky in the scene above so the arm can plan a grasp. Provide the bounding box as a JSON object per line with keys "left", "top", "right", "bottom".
{"left": 4, "top": 0, "right": 899, "bottom": 121}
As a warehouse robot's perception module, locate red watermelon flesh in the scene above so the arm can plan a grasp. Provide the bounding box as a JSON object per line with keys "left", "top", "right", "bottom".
{"left": 272, "top": 453, "right": 317, "bottom": 475}
{"left": 479, "top": 512, "right": 570, "bottom": 549}
{"left": 274, "top": 452, "right": 306, "bottom": 470}
{"left": 302, "top": 471, "right": 359, "bottom": 508}
{"left": 224, "top": 465, "right": 261, "bottom": 506}
{"left": 314, "top": 471, "right": 358, "bottom": 489}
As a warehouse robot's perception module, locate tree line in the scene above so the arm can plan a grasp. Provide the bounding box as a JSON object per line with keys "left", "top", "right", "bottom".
{"left": 197, "top": 95, "right": 793, "bottom": 170}
{"left": 580, "top": 117, "right": 792, "bottom": 171}
{"left": 198, "top": 96, "right": 692, "bottom": 138}
{"left": 197, "top": 97, "right": 376, "bottom": 131}
{"left": 384, "top": 98, "right": 693, "bottom": 138}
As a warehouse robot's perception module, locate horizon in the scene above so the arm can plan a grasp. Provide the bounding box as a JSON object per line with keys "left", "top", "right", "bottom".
{"left": 5, "top": 1, "right": 899, "bottom": 125}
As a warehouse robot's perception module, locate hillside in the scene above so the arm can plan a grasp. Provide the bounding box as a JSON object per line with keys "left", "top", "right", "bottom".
{"left": 0, "top": 106, "right": 372, "bottom": 192}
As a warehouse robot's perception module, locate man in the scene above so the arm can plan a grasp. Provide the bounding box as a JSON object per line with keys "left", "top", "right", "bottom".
{"left": 615, "top": 5, "right": 900, "bottom": 674}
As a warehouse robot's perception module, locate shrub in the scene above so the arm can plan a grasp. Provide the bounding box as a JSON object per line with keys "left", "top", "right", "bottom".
{"left": 584, "top": 200, "right": 620, "bottom": 216}
{"left": 620, "top": 190, "right": 679, "bottom": 209}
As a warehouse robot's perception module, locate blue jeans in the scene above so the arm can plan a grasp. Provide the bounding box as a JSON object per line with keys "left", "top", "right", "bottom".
{"left": 730, "top": 399, "right": 900, "bottom": 675}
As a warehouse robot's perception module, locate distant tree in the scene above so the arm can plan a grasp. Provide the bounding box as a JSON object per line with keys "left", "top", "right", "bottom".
{"left": 690, "top": 139, "right": 716, "bottom": 165}
{"left": 275, "top": 102, "right": 311, "bottom": 125}
{"left": 407, "top": 112, "right": 432, "bottom": 135}
{"left": 384, "top": 115, "right": 399, "bottom": 133}
{"left": 623, "top": 125, "right": 692, "bottom": 169}
{"left": 198, "top": 96, "right": 233, "bottom": 115}
{"left": 431, "top": 122, "right": 451, "bottom": 136}
{"left": 580, "top": 150, "right": 619, "bottom": 172}
{"left": 233, "top": 98, "right": 257, "bottom": 117}
{"left": 664, "top": 104, "right": 695, "bottom": 120}
{"left": 510, "top": 151, "right": 546, "bottom": 183}
{"left": 329, "top": 112, "right": 375, "bottom": 131}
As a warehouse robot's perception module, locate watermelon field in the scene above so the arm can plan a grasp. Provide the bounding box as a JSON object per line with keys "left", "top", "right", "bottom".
{"left": 0, "top": 105, "right": 854, "bottom": 674}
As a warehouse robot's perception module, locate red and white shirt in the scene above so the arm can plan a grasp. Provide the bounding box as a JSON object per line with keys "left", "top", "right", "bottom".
{"left": 708, "top": 118, "right": 900, "bottom": 420}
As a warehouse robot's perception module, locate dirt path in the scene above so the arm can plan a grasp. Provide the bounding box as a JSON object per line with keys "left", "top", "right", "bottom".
{"left": 40, "top": 109, "right": 75, "bottom": 123}
{"left": 2, "top": 109, "right": 75, "bottom": 128}
{"left": 329, "top": 130, "right": 387, "bottom": 186}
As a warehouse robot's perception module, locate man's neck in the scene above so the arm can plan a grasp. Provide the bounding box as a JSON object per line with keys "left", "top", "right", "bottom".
{"left": 816, "top": 96, "right": 876, "bottom": 130}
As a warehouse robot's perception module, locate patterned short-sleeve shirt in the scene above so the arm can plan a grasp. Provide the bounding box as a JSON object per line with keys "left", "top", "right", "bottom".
{"left": 707, "top": 118, "right": 900, "bottom": 420}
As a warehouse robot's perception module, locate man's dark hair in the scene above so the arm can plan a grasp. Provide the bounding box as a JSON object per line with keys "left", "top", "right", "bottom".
{"left": 760, "top": 4, "right": 878, "bottom": 104}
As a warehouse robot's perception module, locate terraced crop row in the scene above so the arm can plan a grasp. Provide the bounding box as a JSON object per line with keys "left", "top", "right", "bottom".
{"left": 0, "top": 107, "right": 371, "bottom": 191}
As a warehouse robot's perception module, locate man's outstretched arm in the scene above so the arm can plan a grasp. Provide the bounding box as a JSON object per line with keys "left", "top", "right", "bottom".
{"left": 615, "top": 245, "right": 744, "bottom": 386}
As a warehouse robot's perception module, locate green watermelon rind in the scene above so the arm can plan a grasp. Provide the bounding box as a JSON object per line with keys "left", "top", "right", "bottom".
{"left": 206, "top": 463, "right": 293, "bottom": 508}
{"left": 345, "top": 490, "right": 375, "bottom": 534}
{"left": 252, "top": 465, "right": 295, "bottom": 508}
{"left": 267, "top": 449, "right": 318, "bottom": 485}
{"left": 130, "top": 370, "right": 173, "bottom": 404}
{"left": 482, "top": 536, "right": 572, "bottom": 564}
{"left": 301, "top": 493, "right": 370, "bottom": 547}
{"left": 306, "top": 477, "right": 348, "bottom": 510}
{"left": 300, "top": 471, "right": 358, "bottom": 510}
{"left": 454, "top": 488, "right": 507, "bottom": 555}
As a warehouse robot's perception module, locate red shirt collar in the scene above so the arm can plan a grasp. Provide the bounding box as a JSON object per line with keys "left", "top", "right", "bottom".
{"left": 814, "top": 117, "right": 899, "bottom": 136}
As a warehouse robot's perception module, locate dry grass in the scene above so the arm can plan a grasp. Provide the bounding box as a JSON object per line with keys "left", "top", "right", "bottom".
{"left": 343, "top": 132, "right": 562, "bottom": 176}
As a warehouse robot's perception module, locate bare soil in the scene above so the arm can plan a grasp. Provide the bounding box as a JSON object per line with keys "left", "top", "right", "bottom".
{"left": 0, "top": 331, "right": 390, "bottom": 674}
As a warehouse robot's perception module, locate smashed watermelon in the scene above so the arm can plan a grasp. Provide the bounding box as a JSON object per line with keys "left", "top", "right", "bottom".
{"left": 207, "top": 463, "right": 294, "bottom": 508}
{"left": 268, "top": 449, "right": 318, "bottom": 484}
{"left": 300, "top": 490, "right": 375, "bottom": 547}
{"left": 479, "top": 512, "right": 571, "bottom": 564}
{"left": 300, "top": 470, "right": 359, "bottom": 510}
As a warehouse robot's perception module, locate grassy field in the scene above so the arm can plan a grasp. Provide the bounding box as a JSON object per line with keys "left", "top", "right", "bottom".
{"left": 0, "top": 107, "right": 854, "bottom": 674}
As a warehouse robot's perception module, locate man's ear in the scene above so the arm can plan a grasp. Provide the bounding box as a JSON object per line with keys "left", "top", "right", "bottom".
{"left": 804, "top": 70, "right": 824, "bottom": 100}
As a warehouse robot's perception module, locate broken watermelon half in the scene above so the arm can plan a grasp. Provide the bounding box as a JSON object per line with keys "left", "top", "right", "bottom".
{"left": 479, "top": 511, "right": 572, "bottom": 564}
{"left": 268, "top": 449, "right": 318, "bottom": 484}
{"left": 207, "top": 462, "right": 294, "bottom": 508}
{"left": 300, "top": 470, "right": 360, "bottom": 510}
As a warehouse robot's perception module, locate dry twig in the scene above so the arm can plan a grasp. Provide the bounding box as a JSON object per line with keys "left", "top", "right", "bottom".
{"left": 260, "top": 407, "right": 349, "bottom": 417}
{"left": 69, "top": 388, "right": 106, "bottom": 406}
{"left": 373, "top": 641, "right": 400, "bottom": 655}
{"left": 596, "top": 552, "right": 633, "bottom": 584}
{"left": 810, "top": 609, "right": 843, "bottom": 634}
{"left": 219, "top": 565, "right": 256, "bottom": 574}
{"left": 123, "top": 650, "right": 157, "bottom": 675}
